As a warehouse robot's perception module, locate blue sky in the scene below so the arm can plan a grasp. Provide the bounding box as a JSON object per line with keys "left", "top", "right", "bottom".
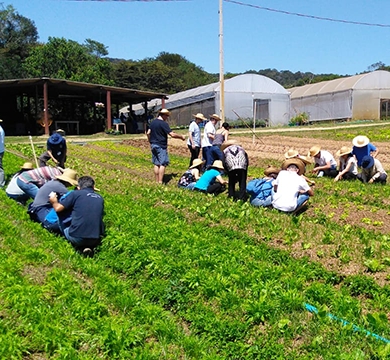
{"left": 6, "top": 0, "right": 390, "bottom": 76}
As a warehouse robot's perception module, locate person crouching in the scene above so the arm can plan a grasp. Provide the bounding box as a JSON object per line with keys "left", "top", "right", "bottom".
{"left": 272, "top": 158, "right": 314, "bottom": 214}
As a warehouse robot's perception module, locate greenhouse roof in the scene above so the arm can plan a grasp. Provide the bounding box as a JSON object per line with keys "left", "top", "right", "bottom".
{"left": 289, "top": 70, "right": 390, "bottom": 98}
{"left": 127, "top": 74, "right": 288, "bottom": 113}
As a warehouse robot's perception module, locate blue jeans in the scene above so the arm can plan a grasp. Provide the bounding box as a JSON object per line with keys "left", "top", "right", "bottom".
{"left": 251, "top": 195, "right": 273, "bottom": 207}
{"left": 209, "top": 145, "right": 223, "bottom": 163}
{"left": 296, "top": 193, "right": 309, "bottom": 208}
{"left": 178, "top": 182, "right": 196, "bottom": 190}
{"left": 0, "top": 151, "right": 4, "bottom": 187}
{"left": 16, "top": 178, "right": 39, "bottom": 199}
{"left": 202, "top": 147, "right": 213, "bottom": 169}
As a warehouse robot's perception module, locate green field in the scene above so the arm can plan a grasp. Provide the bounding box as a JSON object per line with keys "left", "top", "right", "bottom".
{"left": 2, "top": 125, "right": 390, "bottom": 359}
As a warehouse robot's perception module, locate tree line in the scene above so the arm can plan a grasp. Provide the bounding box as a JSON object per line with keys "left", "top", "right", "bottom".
{"left": 1, "top": 4, "right": 390, "bottom": 95}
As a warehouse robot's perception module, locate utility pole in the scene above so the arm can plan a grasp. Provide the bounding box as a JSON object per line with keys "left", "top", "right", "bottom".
{"left": 219, "top": 0, "right": 225, "bottom": 123}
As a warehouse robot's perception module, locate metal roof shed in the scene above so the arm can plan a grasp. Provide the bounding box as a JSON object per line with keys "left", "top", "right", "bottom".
{"left": 0, "top": 77, "right": 167, "bottom": 135}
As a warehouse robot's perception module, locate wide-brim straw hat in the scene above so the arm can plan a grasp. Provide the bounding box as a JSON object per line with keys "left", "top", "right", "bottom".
{"left": 159, "top": 108, "right": 171, "bottom": 116}
{"left": 282, "top": 158, "right": 306, "bottom": 175}
{"left": 190, "top": 158, "right": 204, "bottom": 169}
{"left": 56, "top": 168, "right": 78, "bottom": 186}
{"left": 352, "top": 135, "right": 369, "bottom": 148}
{"left": 298, "top": 155, "right": 312, "bottom": 165}
{"left": 336, "top": 146, "right": 352, "bottom": 157}
{"left": 220, "top": 139, "right": 241, "bottom": 152}
{"left": 309, "top": 145, "right": 321, "bottom": 157}
{"left": 193, "top": 113, "right": 207, "bottom": 121}
{"left": 284, "top": 149, "right": 299, "bottom": 159}
{"left": 211, "top": 160, "right": 225, "bottom": 170}
{"left": 209, "top": 114, "right": 221, "bottom": 121}
{"left": 21, "top": 162, "right": 34, "bottom": 170}
{"left": 264, "top": 166, "right": 280, "bottom": 177}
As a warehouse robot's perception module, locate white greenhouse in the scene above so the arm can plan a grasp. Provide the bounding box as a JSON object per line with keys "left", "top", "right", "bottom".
{"left": 289, "top": 70, "right": 390, "bottom": 122}
{"left": 126, "top": 74, "right": 291, "bottom": 127}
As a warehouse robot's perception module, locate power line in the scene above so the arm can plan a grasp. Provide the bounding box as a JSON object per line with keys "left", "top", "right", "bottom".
{"left": 224, "top": 0, "right": 390, "bottom": 28}
{"left": 60, "top": 0, "right": 189, "bottom": 2}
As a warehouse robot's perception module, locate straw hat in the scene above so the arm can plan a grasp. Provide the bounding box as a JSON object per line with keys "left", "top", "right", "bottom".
{"left": 309, "top": 146, "right": 321, "bottom": 157}
{"left": 284, "top": 149, "right": 299, "bottom": 159}
{"left": 193, "top": 113, "right": 207, "bottom": 121}
{"left": 56, "top": 168, "right": 78, "bottom": 186}
{"left": 352, "top": 135, "right": 369, "bottom": 148}
{"left": 21, "top": 162, "right": 34, "bottom": 170}
{"left": 189, "top": 158, "right": 204, "bottom": 169}
{"left": 282, "top": 158, "right": 305, "bottom": 175}
{"left": 209, "top": 114, "right": 221, "bottom": 121}
{"left": 298, "top": 155, "right": 312, "bottom": 165}
{"left": 220, "top": 139, "right": 241, "bottom": 152}
{"left": 336, "top": 146, "right": 352, "bottom": 157}
{"left": 159, "top": 108, "right": 171, "bottom": 116}
{"left": 264, "top": 166, "right": 280, "bottom": 177}
{"left": 211, "top": 160, "right": 225, "bottom": 170}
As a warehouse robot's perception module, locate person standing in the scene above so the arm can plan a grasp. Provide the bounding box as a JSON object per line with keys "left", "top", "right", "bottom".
{"left": 187, "top": 113, "right": 205, "bottom": 167}
{"left": 50, "top": 176, "right": 104, "bottom": 254}
{"left": 352, "top": 135, "right": 378, "bottom": 168}
{"left": 210, "top": 122, "right": 230, "bottom": 162}
{"left": 202, "top": 114, "right": 219, "bottom": 169}
{"left": 39, "top": 132, "right": 67, "bottom": 168}
{"left": 223, "top": 143, "right": 248, "bottom": 201}
{"left": 146, "top": 109, "right": 185, "bottom": 184}
{"left": 0, "top": 119, "right": 5, "bottom": 187}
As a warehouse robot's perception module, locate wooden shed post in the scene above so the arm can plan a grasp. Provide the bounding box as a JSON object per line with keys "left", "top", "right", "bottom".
{"left": 106, "top": 90, "right": 112, "bottom": 130}
{"left": 43, "top": 81, "right": 49, "bottom": 135}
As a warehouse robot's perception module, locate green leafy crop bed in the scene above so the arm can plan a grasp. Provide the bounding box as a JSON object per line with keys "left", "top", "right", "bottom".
{"left": 2, "top": 129, "right": 390, "bottom": 359}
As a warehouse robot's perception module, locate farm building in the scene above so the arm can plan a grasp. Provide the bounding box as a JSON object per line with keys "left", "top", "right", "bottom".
{"left": 289, "top": 70, "right": 390, "bottom": 122}
{"left": 127, "top": 74, "right": 291, "bottom": 127}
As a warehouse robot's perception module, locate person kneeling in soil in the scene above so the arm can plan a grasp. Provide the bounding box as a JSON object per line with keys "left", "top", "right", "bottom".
{"left": 247, "top": 165, "right": 280, "bottom": 207}
{"left": 334, "top": 146, "right": 358, "bottom": 182}
{"left": 194, "top": 160, "right": 228, "bottom": 195}
{"left": 309, "top": 145, "right": 338, "bottom": 178}
{"left": 50, "top": 176, "right": 104, "bottom": 255}
{"left": 357, "top": 155, "right": 387, "bottom": 184}
{"left": 272, "top": 158, "right": 314, "bottom": 214}
{"left": 177, "top": 158, "right": 204, "bottom": 190}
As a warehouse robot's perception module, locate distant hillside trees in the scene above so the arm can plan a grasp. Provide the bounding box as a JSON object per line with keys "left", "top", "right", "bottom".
{"left": 23, "top": 37, "right": 114, "bottom": 85}
{"left": 112, "top": 52, "right": 218, "bottom": 94}
{"left": 0, "top": 5, "right": 38, "bottom": 79}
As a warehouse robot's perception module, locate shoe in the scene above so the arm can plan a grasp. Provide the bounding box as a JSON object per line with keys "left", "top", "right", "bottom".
{"left": 293, "top": 200, "right": 308, "bottom": 215}
{"left": 82, "top": 248, "right": 93, "bottom": 257}
{"left": 317, "top": 171, "right": 324, "bottom": 177}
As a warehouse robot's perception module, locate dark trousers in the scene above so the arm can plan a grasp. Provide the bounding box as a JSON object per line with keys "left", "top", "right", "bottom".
{"left": 228, "top": 169, "right": 247, "bottom": 200}
{"left": 188, "top": 145, "right": 200, "bottom": 168}
{"left": 357, "top": 173, "right": 387, "bottom": 184}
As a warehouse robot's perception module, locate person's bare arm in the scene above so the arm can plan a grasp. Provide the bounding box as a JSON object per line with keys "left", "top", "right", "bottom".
{"left": 146, "top": 129, "right": 151, "bottom": 142}
{"left": 49, "top": 192, "right": 65, "bottom": 213}
{"left": 216, "top": 175, "right": 228, "bottom": 184}
{"left": 169, "top": 132, "right": 185, "bottom": 141}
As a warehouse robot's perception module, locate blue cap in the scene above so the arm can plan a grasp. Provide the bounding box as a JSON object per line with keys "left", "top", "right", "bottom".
{"left": 361, "top": 155, "right": 374, "bottom": 169}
